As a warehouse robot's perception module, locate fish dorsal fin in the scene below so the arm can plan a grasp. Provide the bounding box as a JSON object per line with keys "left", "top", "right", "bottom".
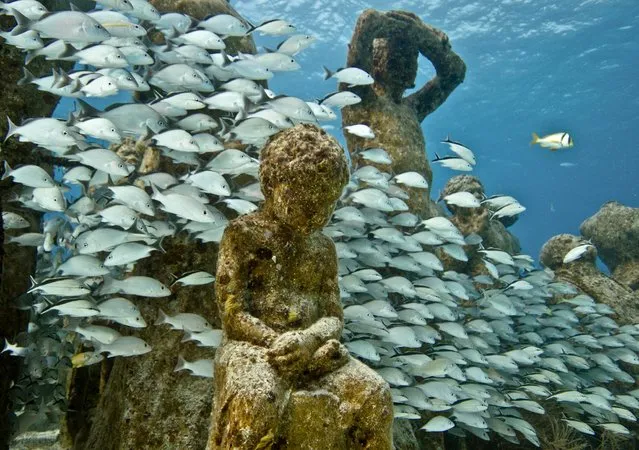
{"left": 318, "top": 91, "right": 338, "bottom": 104}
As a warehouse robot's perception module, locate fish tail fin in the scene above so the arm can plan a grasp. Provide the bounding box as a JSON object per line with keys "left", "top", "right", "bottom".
{"left": 174, "top": 355, "right": 186, "bottom": 372}
{"left": 219, "top": 50, "right": 232, "bottom": 67}
{"left": 24, "top": 50, "right": 37, "bottom": 66}
{"left": 74, "top": 99, "right": 99, "bottom": 120}
{"left": 155, "top": 308, "right": 167, "bottom": 326}
{"left": 150, "top": 183, "right": 162, "bottom": 201}
{"left": 1, "top": 160, "right": 11, "bottom": 180}
{"left": 5, "top": 116, "right": 18, "bottom": 142}
{"left": 322, "top": 65, "right": 333, "bottom": 81}
{"left": 57, "top": 68, "right": 74, "bottom": 88}
{"left": 433, "top": 152, "right": 441, "bottom": 162}
{"left": 1, "top": 339, "right": 10, "bottom": 354}
{"left": 9, "top": 8, "right": 31, "bottom": 35}
{"left": 17, "top": 67, "right": 34, "bottom": 86}
{"left": 530, "top": 132, "right": 539, "bottom": 146}
{"left": 92, "top": 341, "right": 104, "bottom": 355}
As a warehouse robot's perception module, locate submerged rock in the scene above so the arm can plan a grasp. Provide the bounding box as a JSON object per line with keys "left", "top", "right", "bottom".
{"left": 540, "top": 233, "right": 639, "bottom": 325}
{"left": 580, "top": 201, "right": 639, "bottom": 290}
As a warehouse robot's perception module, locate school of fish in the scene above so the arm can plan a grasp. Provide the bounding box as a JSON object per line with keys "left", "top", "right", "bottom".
{"left": 1, "top": 0, "right": 638, "bottom": 445}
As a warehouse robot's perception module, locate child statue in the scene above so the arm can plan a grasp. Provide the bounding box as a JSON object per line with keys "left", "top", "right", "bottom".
{"left": 210, "top": 124, "right": 393, "bottom": 449}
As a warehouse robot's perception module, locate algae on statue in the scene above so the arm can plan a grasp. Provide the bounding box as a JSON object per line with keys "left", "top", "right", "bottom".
{"left": 341, "top": 9, "right": 466, "bottom": 218}
{"left": 210, "top": 124, "right": 394, "bottom": 450}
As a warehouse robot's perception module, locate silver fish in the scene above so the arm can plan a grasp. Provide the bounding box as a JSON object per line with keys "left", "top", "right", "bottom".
{"left": 174, "top": 355, "right": 213, "bottom": 378}
{"left": 198, "top": 14, "right": 249, "bottom": 36}
{"left": 2, "top": 161, "right": 54, "bottom": 188}
{"left": 57, "top": 255, "right": 109, "bottom": 276}
{"left": 249, "top": 19, "right": 295, "bottom": 36}
{"left": 13, "top": 10, "right": 111, "bottom": 44}
{"left": 104, "top": 242, "right": 157, "bottom": 266}
{"left": 323, "top": 66, "right": 374, "bottom": 86}
{"left": 156, "top": 309, "right": 211, "bottom": 331}
{"left": 95, "top": 336, "right": 151, "bottom": 357}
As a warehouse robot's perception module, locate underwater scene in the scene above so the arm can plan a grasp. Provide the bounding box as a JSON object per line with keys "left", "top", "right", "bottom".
{"left": 1, "top": 0, "right": 638, "bottom": 448}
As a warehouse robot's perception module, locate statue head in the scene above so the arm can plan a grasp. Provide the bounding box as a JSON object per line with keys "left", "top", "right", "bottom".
{"left": 372, "top": 34, "right": 419, "bottom": 100}
{"left": 259, "top": 124, "right": 350, "bottom": 235}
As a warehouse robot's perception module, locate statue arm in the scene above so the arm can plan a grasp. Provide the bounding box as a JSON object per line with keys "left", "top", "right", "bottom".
{"left": 215, "top": 223, "right": 278, "bottom": 347}
{"left": 403, "top": 20, "right": 466, "bottom": 122}
{"left": 302, "top": 239, "right": 344, "bottom": 352}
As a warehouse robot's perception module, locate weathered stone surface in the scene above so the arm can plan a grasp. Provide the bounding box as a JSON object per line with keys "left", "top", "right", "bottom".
{"left": 210, "top": 124, "right": 394, "bottom": 449}
{"left": 540, "top": 233, "right": 639, "bottom": 325}
{"left": 580, "top": 201, "right": 639, "bottom": 290}
{"left": 341, "top": 9, "right": 466, "bottom": 219}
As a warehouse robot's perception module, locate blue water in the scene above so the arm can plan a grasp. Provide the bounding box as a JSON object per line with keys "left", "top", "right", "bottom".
{"left": 232, "top": 0, "right": 639, "bottom": 260}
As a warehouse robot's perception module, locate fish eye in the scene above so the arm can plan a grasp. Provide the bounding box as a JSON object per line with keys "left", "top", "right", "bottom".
{"left": 118, "top": 163, "right": 124, "bottom": 168}
{"left": 62, "top": 131, "right": 68, "bottom": 135}
{"left": 158, "top": 120, "right": 165, "bottom": 126}
{"left": 145, "top": 203, "right": 151, "bottom": 208}
{"left": 116, "top": 55, "right": 122, "bottom": 58}
{"left": 111, "top": 128, "right": 116, "bottom": 132}
{"left": 127, "top": 76, "right": 133, "bottom": 81}
{"left": 83, "top": 242, "right": 89, "bottom": 247}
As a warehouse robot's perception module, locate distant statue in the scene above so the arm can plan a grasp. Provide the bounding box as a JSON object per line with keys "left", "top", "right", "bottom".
{"left": 210, "top": 124, "right": 394, "bottom": 450}
{"left": 342, "top": 9, "right": 466, "bottom": 217}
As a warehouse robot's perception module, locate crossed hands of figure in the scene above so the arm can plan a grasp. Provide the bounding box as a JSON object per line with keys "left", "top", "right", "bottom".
{"left": 266, "top": 330, "right": 314, "bottom": 375}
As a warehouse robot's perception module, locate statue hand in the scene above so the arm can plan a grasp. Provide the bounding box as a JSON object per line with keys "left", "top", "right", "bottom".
{"left": 267, "top": 331, "right": 313, "bottom": 374}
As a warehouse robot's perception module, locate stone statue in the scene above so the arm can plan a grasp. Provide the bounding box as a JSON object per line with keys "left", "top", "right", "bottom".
{"left": 210, "top": 124, "right": 394, "bottom": 449}
{"left": 341, "top": 10, "right": 466, "bottom": 218}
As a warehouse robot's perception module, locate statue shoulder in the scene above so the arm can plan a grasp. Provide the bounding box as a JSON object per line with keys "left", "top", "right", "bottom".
{"left": 222, "top": 213, "right": 273, "bottom": 247}
{"left": 313, "top": 232, "right": 339, "bottom": 261}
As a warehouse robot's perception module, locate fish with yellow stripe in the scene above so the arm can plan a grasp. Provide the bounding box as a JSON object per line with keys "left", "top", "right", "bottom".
{"left": 530, "top": 132, "right": 573, "bottom": 151}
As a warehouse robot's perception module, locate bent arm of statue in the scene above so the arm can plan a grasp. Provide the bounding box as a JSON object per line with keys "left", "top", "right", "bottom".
{"left": 215, "top": 224, "right": 278, "bottom": 348}
{"left": 402, "top": 14, "right": 466, "bottom": 122}
{"left": 345, "top": 9, "right": 465, "bottom": 121}
{"left": 268, "top": 239, "right": 349, "bottom": 378}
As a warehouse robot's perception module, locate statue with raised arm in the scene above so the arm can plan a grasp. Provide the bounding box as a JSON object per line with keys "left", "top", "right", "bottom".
{"left": 210, "top": 124, "right": 394, "bottom": 450}
{"left": 341, "top": 9, "right": 466, "bottom": 218}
